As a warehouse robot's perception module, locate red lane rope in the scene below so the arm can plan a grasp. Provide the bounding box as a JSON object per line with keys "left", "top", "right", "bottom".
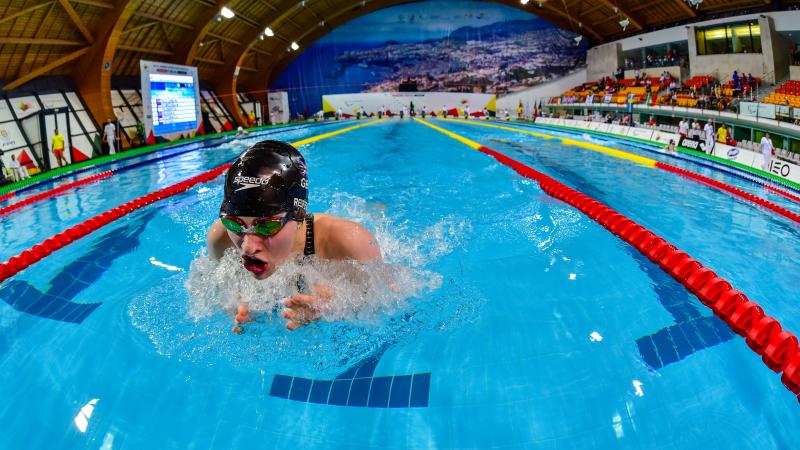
{"left": 655, "top": 162, "right": 800, "bottom": 224}
{"left": 763, "top": 183, "right": 800, "bottom": 204}
{"left": 0, "top": 164, "right": 231, "bottom": 283}
{"left": 0, "top": 171, "right": 114, "bottom": 217}
{"left": 0, "top": 191, "right": 16, "bottom": 203}
{"left": 475, "top": 144, "right": 800, "bottom": 403}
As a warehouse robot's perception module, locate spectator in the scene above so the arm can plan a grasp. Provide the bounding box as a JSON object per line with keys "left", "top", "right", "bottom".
{"left": 679, "top": 119, "right": 689, "bottom": 138}
{"left": 8, "top": 154, "right": 29, "bottom": 182}
{"left": 691, "top": 120, "right": 702, "bottom": 140}
{"left": 725, "top": 130, "right": 737, "bottom": 147}
{"left": 103, "top": 119, "right": 117, "bottom": 155}
{"left": 717, "top": 123, "right": 728, "bottom": 144}
{"left": 634, "top": 68, "right": 642, "bottom": 81}
{"left": 135, "top": 120, "right": 145, "bottom": 146}
{"left": 614, "top": 67, "right": 624, "bottom": 81}
{"left": 732, "top": 71, "right": 740, "bottom": 88}
{"left": 646, "top": 116, "right": 656, "bottom": 127}
{"left": 761, "top": 132, "right": 774, "bottom": 170}
{"left": 52, "top": 128, "right": 67, "bottom": 167}
{"left": 704, "top": 121, "right": 715, "bottom": 155}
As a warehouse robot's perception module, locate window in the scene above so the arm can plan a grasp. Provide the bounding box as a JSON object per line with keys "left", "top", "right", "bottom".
{"left": 622, "top": 41, "right": 688, "bottom": 69}
{"left": 696, "top": 21, "right": 761, "bottom": 55}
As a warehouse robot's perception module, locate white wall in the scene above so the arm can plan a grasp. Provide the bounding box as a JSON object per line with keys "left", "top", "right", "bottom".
{"left": 791, "top": 65, "right": 800, "bottom": 80}
{"left": 497, "top": 68, "right": 587, "bottom": 116}
{"left": 587, "top": 43, "right": 621, "bottom": 82}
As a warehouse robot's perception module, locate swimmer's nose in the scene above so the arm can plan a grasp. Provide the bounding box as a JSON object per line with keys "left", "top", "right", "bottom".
{"left": 240, "top": 233, "right": 266, "bottom": 257}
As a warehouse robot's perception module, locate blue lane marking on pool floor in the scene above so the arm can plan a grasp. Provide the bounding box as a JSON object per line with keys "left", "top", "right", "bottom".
{"left": 270, "top": 345, "right": 431, "bottom": 408}
{"left": 499, "top": 141, "right": 735, "bottom": 370}
{"left": 0, "top": 211, "right": 154, "bottom": 324}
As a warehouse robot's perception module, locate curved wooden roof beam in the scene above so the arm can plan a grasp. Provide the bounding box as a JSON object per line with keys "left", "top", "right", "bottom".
{"left": 174, "top": 0, "right": 228, "bottom": 65}
{"left": 202, "top": 0, "right": 321, "bottom": 127}
{"left": 72, "top": 0, "right": 139, "bottom": 129}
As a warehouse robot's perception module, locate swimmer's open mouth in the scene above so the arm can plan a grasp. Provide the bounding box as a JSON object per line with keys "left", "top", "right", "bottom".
{"left": 242, "top": 255, "right": 269, "bottom": 274}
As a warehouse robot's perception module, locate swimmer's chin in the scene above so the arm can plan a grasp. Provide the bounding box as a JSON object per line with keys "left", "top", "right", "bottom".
{"left": 249, "top": 269, "right": 274, "bottom": 280}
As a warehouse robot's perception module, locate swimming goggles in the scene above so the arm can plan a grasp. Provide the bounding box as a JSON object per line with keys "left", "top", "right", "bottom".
{"left": 220, "top": 214, "right": 291, "bottom": 237}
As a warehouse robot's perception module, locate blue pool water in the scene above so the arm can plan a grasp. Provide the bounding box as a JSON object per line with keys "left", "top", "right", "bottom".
{"left": 0, "top": 119, "right": 798, "bottom": 449}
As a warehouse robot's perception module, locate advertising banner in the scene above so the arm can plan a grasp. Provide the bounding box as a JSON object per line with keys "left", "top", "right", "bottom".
{"left": 739, "top": 102, "right": 776, "bottom": 120}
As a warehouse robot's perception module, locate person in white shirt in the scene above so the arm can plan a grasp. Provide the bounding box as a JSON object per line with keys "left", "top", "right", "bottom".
{"left": 441, "top": 106, "right": 448, "bottom": 118}
{"left": 678, "top": 119, "right": 689, "bottom": 138}
{"left": 8, "top": 154, "right": 29, "bottom": 181}
{"left": 703, "top": 121, "right": 715, "bottom": 155}
{"left": 421, "top": 105, "right": 427, "bottom": 117}
{"left": 103, "top": 119, "right": 117, "bottom": 155}
{"left": 464, "top": 104, "right": 470, "bottom": 119}
{"left": 760, "top": 132, "right": 774, "bottom": 171}
{"left": 360, "top": 106, "right": 367, "bottom": 118}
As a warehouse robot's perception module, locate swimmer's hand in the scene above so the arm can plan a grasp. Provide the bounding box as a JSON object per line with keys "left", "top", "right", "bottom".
{"left": 282, "top": 284, "right": 334, "bottom": 331}
{"left": 231, "top": 303, "right": 251, "bottom": 335}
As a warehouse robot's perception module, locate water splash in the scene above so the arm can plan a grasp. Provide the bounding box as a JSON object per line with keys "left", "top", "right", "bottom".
{"left": 128, "top": 192, "right": 482, "bottom": 375}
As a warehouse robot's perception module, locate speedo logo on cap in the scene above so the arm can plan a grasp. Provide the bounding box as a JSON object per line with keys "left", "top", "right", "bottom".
{"left": 233, "top": 175, "right": 271, "bottom": 192}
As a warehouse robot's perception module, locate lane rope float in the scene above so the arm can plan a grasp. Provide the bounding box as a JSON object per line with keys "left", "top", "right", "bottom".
{"left": 0, "top": 171, "right": 113, "bottom": 217}
{"left": 415, "top": 117, "right": 800, "bottom": 404}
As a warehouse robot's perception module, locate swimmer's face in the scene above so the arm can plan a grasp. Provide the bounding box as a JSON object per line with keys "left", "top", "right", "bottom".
{"left": 226, "top": 214, "right": 299, "bottom": 279}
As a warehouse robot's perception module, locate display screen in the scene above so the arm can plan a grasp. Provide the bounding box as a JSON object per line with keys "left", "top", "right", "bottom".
{"left": 149, "top": 73, "right": 198, "bottom": 135}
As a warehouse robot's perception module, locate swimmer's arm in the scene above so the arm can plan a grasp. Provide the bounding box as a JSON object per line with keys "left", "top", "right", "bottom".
{"left": 206, "top": 219, "right": 233, "bottom": 259}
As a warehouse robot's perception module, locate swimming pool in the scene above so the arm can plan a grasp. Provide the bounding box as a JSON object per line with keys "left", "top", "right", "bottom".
{"left": 0, "top": 118, "right": 798, "bottom": 449}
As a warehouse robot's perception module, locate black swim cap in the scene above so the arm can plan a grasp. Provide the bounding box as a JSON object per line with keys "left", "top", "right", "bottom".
{"left": 219, "top": 140, "right": 308, "bottom": 219}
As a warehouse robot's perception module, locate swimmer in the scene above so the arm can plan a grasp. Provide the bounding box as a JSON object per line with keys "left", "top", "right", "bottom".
{"left": 206, "top": 141, "right": 382, "bottom": 332}
{"left": 235, "top": 126, "right": 249, "bottom": 137}
{"left": 663, "top": 139, "right": 678, "bottom": 155}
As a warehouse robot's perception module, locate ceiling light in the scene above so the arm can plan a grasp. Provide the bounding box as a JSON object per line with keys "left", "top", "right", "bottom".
{"left": 520, "top": 0, "right": 530, "bottom": 4}
{"left": 259, "top": 34, "right": 264, "bottom": 40}
{"left": 264, "top": 27, "right": 274, "bottom": 37}
{"left": 220, "top": 6, "right": 235, "bottom": 19}
{"left": 619, "top": 18, "right": 630, "bottom": 30}
{"left": 290, "top": 41, "right": 299, "bottom": 50}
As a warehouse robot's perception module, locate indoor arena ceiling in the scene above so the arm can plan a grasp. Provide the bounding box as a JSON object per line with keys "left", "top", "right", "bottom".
{"left": 0, "top": 0, "right": 799, "bottom": 91}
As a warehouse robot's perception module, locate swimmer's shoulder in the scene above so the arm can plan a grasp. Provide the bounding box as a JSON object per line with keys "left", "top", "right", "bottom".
{"left": 207, "top": 218, "right": 233, "bottom": 259}
{"left": 313, "top": 213, "right": 382, "bottom": 262}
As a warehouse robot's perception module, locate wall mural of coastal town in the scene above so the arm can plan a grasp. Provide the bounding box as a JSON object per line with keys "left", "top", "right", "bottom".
{"left": 269, "top": 0, "right": 588, "bottom": 116}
